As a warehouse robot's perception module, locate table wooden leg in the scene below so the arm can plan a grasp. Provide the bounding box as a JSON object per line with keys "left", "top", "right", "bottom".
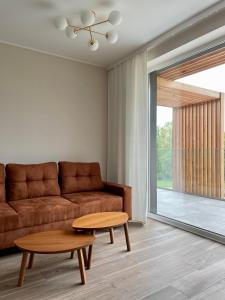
{"left": 124, "top": 222, "right": 131, "bottom": 252}
{"left": 28, "top": 252, "right": 34, "bottom": 269}
{"left": 82, "top": 248, "right": 88, "bottom": 268}
{"left": 18, "top": 251, "right": 29, "bottom": 287}
{"left": 77, "top": 249, "right": 86, "bottom": 284}
{"left": 87, "top": 245, "right": 93, "bottom": 270}
{"left": 71, "top": 228, "right": 76, "bottom": 259}
{"left": 109, "top": 227, "right": 114, "bottom": 244}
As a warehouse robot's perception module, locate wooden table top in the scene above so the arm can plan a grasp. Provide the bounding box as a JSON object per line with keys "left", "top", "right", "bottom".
{"left": 15, "top": 230, "right": 95, "bottom": 254}
{"left": 72, "top": 212, "right": 129, "bottom": 230}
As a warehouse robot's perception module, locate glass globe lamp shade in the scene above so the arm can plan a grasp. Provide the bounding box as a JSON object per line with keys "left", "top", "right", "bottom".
{"left": 65, "top": 27, "right": 77, "bottom": 39}
{"left": 54, "top": 16, "right": 68, "bottom": 30}
{"left": 88, "top": 39, "right": 99, "bottom": 51}
{"left": 80, "top": 10, "right": 95, "bottom": 26}
{"left": 108, "top": 10, "right": 122, "bottom": 25}
{"left": 106, "top": 30, "right": 118, "bottom": 44}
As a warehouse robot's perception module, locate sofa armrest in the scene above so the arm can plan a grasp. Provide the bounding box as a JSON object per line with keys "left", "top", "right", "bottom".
{"left": 103, "top": 181, "right": 132, "bottom": 219}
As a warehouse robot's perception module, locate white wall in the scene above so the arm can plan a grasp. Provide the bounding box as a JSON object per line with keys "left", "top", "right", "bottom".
{"left": 0, "top": 43, "right": 107, "bottom": 177}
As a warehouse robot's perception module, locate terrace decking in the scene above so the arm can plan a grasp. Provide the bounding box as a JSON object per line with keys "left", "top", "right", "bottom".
{"left": 157, "top": 188, "right": 225, "bottom": 236}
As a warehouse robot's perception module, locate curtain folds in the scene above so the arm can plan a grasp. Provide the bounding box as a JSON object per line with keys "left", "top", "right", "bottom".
{"left": 107, "top": 51, "right": 148, "bottom": 223}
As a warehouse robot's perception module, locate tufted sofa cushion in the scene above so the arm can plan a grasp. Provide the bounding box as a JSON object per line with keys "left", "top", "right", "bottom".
{"left": 0, "top": 164, "right": 5, "bottom": 202}
{"left": 6, "top": 162, "right": 60, "bottom": 201}
{"left": 59, "top": 162, "right": 104, "bottom": 194}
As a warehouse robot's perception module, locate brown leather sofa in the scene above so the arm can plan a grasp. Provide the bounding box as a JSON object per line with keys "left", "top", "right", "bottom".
{"left": 0, "top": 162, "right": 132, "bottom": 249}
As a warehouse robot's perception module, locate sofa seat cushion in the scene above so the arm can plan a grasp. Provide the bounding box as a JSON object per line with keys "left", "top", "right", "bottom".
{"left": 9, "top": 196, "right": 80, "bottom": 228}
{"left": 63, "top": 191, "right": 123, "bottom": 216}
{"left": 0, "top": 203, "right": 20, "bottom": 233}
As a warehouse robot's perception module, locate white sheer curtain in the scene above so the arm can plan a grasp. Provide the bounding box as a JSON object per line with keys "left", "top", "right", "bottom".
{"left": 107, "top": 51, "right": 148, "bottom": 223}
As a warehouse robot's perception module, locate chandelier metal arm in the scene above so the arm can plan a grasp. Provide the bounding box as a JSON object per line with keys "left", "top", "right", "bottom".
{"left": 67, "top": 19, "right": 108, "bottom": 31}
{"left": 68, "top": 23, "right": 106, "bottom": 37}
{"left": 87, "top": 19, "right": 109, "bottom": 28}
{"left": 83, "top": 28, "right": 106, "bottom": 37}
{"left": 89, "top": 26, "right": 93, "bottom": 41}
{"left": 76, "top": 19, "right": 109, "bottom": 31}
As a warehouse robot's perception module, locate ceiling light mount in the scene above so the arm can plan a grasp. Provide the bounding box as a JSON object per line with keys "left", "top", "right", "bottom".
{"left": 54, "top": 9, "right": 122, "bottom": 51}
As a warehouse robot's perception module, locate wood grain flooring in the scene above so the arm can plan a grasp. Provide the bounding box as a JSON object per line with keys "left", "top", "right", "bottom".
{"left": 1, "top": 219, "right": 225, "bottom": 299}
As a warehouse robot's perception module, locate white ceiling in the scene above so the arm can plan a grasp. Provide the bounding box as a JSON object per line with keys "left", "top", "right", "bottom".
{"left": 0, "top": 0, "right": 221, "bottom": 67}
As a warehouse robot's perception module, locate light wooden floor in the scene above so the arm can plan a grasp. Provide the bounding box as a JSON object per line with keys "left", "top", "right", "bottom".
{"left": 1, "top": 220, "right": 225, "bottom": 299}
{"left": 158, "top": 188, "right": 225, "bottom": 235}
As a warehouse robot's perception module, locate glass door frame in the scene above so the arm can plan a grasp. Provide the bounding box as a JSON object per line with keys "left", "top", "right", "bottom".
{"left": 148, "top": 42, "right": 225, "bottom": 245}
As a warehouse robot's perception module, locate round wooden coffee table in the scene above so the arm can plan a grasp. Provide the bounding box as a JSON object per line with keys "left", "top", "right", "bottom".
{"left": 15, "top": 230, "right": 95, "bottom": 287}
{"left": 72, "top": 212, "right": 131, "bottom": 255}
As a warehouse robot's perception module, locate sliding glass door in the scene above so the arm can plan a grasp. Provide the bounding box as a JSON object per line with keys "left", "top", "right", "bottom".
{"left": 150, "top": 44, "right": 225, "bottom": 238}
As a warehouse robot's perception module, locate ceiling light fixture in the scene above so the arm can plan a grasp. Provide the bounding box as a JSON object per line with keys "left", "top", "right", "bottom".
{"left": 54, "top": 9, "right": 122, "bottom": 51}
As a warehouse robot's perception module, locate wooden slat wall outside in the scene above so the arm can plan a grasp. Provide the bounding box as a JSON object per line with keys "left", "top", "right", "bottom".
{"left": 172, "top": 95, "right": 224, "bottom": 198}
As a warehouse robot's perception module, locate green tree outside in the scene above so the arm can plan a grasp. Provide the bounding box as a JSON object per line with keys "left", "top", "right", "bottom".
{"left": 157, "top": 123, "right": 225, "bottom": 190}
{"left": 157, "top": 121, "right": 173, "bottom": 189}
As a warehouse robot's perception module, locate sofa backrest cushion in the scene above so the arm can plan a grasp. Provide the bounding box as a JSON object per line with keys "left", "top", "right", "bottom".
{"left": 59, "top": 162, "right": 104, "bottom": 194}
{"left": 0, "top": 164, "right": 5, "bottom": 202}
{"left": 6, "top": 162, "right": 60, "bottom": 201}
